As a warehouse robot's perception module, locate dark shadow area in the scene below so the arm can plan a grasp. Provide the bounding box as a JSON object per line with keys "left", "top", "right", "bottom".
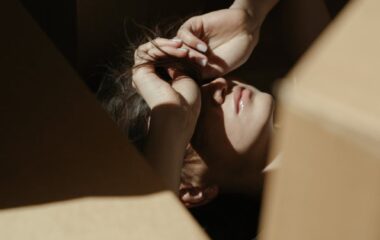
{"left": 324, "top": 0, "right": 349, "bottom": 17}
{"left": 19, "top": 0, "right": 77, "bottom": 66}
{"left": 191, "top": 193, "right": 262, "bottom": 240}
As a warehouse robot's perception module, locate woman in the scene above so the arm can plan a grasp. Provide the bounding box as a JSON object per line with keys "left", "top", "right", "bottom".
{"left": 97, "top": 36, "right": 275, "bottom": 208}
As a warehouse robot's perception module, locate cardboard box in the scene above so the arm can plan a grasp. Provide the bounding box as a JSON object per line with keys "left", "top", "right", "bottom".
{"left": 260, "top": 0, "right": 380, "bottom": 239}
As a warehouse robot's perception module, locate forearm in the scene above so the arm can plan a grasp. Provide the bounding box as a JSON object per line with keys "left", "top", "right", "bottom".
{"left": 231, "top": 0, "right": 279, "bottom": 23}
{"left": 143, "top": 109, "right": 190, "bottom": 194}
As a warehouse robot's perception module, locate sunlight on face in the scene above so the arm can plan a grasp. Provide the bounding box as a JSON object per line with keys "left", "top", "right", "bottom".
{"left": 181, "top": 76, "right": 274, "bottom": 195}
{"left": 193, "top": 76, "right": 273, "bottom": 166}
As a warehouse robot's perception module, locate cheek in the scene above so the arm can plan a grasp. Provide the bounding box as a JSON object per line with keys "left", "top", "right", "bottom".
{"left": 220, "top": 104, "right": 249, "bottom": 152}
{"left": 224, "top": 118, "right": 251, "bottom": 153}
{"left": 222, "top": 93, "right": 274, "bottom": 154}
{"left": 224, "top": 117, "right": 244, "bottom": 145}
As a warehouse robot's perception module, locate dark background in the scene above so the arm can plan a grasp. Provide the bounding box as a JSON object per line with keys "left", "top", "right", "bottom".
{"left": 20, "top": 0, "right": 348, "bottom": 93}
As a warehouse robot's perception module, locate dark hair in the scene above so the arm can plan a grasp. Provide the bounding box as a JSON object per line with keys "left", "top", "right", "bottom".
{"left": 97, "top": 19, "right": 201, "bottom": 149}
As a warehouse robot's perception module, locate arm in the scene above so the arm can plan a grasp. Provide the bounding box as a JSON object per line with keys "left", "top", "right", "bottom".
{"left": 143, "top": 109, "right": 190, "bottom": 193}
{"left": 132, "top": 38, "right": 201, "bottom": 193}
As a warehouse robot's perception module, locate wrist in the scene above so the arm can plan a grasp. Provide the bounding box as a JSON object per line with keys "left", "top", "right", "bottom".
{"left": 230, "top": 0, "right": 279, "bottom": 25}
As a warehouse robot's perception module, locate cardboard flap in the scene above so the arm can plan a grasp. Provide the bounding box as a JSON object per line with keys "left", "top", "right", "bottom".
{"left": 284, "top": 0, "right": 380, "bottom": 147}
{"left": 0, "top": 1, "right": 207, "bottom": 239}
{"left": 260, "top": 0, "right": 380, "bottom": 239}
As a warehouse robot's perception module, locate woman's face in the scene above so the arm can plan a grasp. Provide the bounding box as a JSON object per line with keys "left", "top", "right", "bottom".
{"left": 190, "top": 76, "right": 274, "bottom": 183}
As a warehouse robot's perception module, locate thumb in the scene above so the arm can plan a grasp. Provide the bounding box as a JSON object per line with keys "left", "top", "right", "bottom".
{"left": 177, "top": 16, "right": 208, "bottom": 53}
{"left": 170, "top": 68, "right": 201, "bottom": 111}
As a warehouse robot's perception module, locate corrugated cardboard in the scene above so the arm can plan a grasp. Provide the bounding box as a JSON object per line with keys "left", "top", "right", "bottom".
{"left": 0, "top": 1, "right": 208, "bottom": 239}
{"left": 260, "top": 0, "right": 380, "bottom": 239}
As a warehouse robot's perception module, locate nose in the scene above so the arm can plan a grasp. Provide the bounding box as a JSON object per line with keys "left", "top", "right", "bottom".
{"left": 208, "top": 78, "right": 229, "bottom": 105}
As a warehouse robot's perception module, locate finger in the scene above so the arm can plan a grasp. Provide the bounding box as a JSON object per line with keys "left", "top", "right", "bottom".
{"left": 146, "top": 46, "right": 189, "bottom": 60}
{"left": 177, "top": 17, "right": 208, "bottom": 53}
{"left": 133, "top": 46, "right": 187, "bottom": 80}
{"left": 186, "top": 47, "right": 208, "bottom": 67}
{"left": 134, "top": 46, "right": 189, "bottom": 67}
{"left": 139, "top": 37, "right": 183, "bottom": 52}
{"left": 134, "top": 38, "right": 184, "bottom": 64}
{"left": 146, "top": 44, "right": 208, "bottom": 67}
{"left": 132, "top": 38, "right": 193, "bottom": 109}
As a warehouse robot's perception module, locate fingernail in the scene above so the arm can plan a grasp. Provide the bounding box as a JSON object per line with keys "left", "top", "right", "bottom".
{"left": 197, "top": 58, "right": 208, "bottom": 67}
{"left": 172, "top": 37, "right": 182, "bottom": 43}
{"left": 178, "top": 48, "right": 189, "bottom": 52}
{"left": 196, "top": 43, "right": 207, "bottom": 53}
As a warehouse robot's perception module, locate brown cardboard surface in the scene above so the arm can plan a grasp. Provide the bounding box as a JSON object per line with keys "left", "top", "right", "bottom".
{"left": 287, "top": 0, "right": 380, "bottom": 133}
{"left": 0, "top": 1, "right": 208, "bottom": 239}
{"left": 260, "top": 0, "right": 380, "bottom": 239}
{"left": 261, "top": 107, "right": 380, "bottom": 240}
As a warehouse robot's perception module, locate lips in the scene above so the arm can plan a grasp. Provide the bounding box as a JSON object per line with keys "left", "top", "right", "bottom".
{"left": 233, "top": 86, "right": 243, "bottom": 114}
{"left": 233, "top": 86, "right": 252, "bottom": 114}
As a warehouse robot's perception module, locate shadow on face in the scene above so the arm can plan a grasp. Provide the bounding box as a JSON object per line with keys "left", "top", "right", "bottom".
{"left": 180, "top": 75, "right": 274, "bottom": 206}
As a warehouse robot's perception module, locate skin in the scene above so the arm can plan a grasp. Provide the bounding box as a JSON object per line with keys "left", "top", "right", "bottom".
{"left": 177, "top": 0, "right": 279, "bottom": 79}
{"left": 132, "top": 37, "right": 274, "bottom": 203}
{"left": 133, "top": 38, "right": 202, "bottom": 192}
{"left": 183, "top": 76, "right": 274, "bottom": 200}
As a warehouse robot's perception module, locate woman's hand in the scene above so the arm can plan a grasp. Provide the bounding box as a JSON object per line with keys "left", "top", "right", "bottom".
{"left": 132, "top": 38, "right": 201, "bottom": 192}
{"left": 133, "top": 38, "right": 201, "bottom": 140}
{"left": 177, "top": 8, "right": 260, "bottom": 79}
{"left": 176, "top": 0, "right": 278, "bottom": 79}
